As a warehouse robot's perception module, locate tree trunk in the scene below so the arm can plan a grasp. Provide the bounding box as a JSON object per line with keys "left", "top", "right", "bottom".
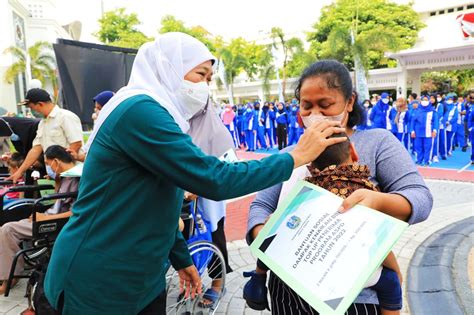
{"left": 354, "top": 53, "right": 370, "bottom": 102}
{"left": 229, "top": 80, "right": 235, "bottom": 106}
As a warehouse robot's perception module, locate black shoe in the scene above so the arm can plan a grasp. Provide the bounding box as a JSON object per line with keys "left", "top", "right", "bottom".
{"left": 462, "top": 146, "right": 467, "bottom": 152}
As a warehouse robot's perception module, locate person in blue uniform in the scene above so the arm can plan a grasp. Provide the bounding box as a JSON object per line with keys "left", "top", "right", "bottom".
{"left": 394, "top": 97, "right": 410, "bottom": 150}
{"left": 431, "top": 93, "right": 447, "bottom": 162}
{"left": 369, "top": 92, "right": 396, "bottom": 131}
{"left": 262, "top": 102, "right": 273, "bottom": 149}
{"left": 243, "top": 103, "right": 256, "bottom": 151}
{"left": 467, "top": 92, "right": 474, "bottom": 164}
{"left": 287, "top": 104, "right": 299, "bottom": 145}
{"left": 275, "top": 102, "right": 288, "bottom": 150}
{"left": 454, "top": 96, "right": 467, "bottom": 152}
{"left": 357, "top": 99, "right": 373, "bottom": 131}
{"left": 232, "top": 105, "right": 240, "bottom": 147}
{"left": 253, "top": 102, "right": 267, "bottom": 150}
{"left": 410, "top": 95, "right": 439, "bottom": 166}
{"left": 444, "top": 95, "right": 458, "bottom": 156}
{"left": 236, "top": 105, "right": 246, "bottom": 149}
{"left": 271, "top": 102, "right": 278, "bottom": 145}
{"left": 408, "top": 98, "right": 420, "bottom": 155}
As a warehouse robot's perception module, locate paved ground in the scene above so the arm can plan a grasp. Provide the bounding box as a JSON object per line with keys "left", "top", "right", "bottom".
{"left": 0, "top": 177, "right": 472, "bottom": 314}
{"left": 407, "top": 217, "right": 473, "bottom": 315}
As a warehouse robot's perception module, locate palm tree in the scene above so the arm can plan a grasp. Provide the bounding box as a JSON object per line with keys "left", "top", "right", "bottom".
{"left": 326, "top": 21, "right": 400, "bottom": 101}
{"left": 270, "top": 27, "right": 304, "bottom": 100}
{"left": 3, "top": 41, "right": 57, "bottom": 98}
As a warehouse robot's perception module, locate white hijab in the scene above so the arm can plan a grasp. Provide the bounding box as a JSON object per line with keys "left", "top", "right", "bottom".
{"left": 85, "top": 32, "right": 216, "bottom": 152}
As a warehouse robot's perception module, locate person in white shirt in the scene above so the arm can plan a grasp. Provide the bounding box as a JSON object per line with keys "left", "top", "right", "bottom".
{"left": 10, "top": 88, "right": 83, "bottom": 182}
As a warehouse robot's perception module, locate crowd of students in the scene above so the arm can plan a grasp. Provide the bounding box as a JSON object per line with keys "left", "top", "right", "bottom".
{"left": 359, "top": 90, "right": 474, "bottom": 166}
{"left": 221, "top": 89, "right": 474, "bottom": 165}
{"left": 220, "top": 100, "right": 305, "bottom": 151}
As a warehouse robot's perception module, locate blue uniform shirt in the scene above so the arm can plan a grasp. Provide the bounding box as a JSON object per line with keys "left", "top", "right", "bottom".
{"left": 410, "top": 104, "right": 439, "bottom": 137}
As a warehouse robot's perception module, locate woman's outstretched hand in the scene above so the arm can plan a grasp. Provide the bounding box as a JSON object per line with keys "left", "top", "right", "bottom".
{"left": 290, "top": 121, "right": 347, "bottom": 168}
{"left": 178, "top": 265, "right": 202, "bottom": 299}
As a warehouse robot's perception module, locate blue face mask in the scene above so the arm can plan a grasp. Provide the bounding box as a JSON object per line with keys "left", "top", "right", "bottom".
{"left": 46, "top": 165, "right": 56, "bottom": 179}
{"left": 246, "top": 108, "right": 252, "bottom": 113}
{"left": 292, "top": 107, "right": 297, "bottom": 112}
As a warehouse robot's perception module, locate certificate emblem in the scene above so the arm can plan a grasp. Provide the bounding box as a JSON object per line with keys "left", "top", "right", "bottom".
{"left": 286, "top": 215, "right": 301, "bottom": 229}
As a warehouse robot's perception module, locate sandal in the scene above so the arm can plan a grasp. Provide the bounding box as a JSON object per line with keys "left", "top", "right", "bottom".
{"left": 198, "top": 287, "right": 225, "bottom": 309}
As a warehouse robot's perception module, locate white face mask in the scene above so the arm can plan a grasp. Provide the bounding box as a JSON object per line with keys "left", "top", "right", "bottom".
{"left": 437, "top": 97, "right": 442, "bottom": 102}
{"left": 301, "top": 107, "right": 346, "bottom": 128}
{"left": 446, "top": 100, "right": 453, "bottom": 104}
{"left": 176, "top": 80, "right": 210, "bottom": 120}
{"left": 381, "top": 98, "right": 389, "bottom": 104}
{"left": 421, "top": 100, "right": 430, "bottom": 107}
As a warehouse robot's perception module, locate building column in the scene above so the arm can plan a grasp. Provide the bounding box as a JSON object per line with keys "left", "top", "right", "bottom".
{"left": 258, "top": 86, "right": 266, "bottom": 103}
{"left": 408, "top": 70, "right": 422, "bottom": 97}
{"left": 396, "top": 67, "right": 408, "bottom": 98}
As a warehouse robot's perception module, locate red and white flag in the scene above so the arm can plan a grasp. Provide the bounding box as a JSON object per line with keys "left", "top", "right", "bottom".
{"left": 457, "top": 12, "right": 474, "bottom": 38}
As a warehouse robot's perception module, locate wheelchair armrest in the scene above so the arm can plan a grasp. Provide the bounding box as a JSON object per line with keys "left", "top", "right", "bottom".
{"left": 35, "top": 191, "right": 78, "bottom": 203}
{"left": 7, "top": 184, "right": 55, "bottom": 193}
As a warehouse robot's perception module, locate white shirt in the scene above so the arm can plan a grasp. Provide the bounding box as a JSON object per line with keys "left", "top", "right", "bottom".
{"left": 32, "top": 105, "right": 83, "bottom": 150}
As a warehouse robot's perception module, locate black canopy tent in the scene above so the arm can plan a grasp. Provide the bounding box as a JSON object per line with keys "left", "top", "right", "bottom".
{"left": 53, "top": 39, "right": 137, "bottom": 129}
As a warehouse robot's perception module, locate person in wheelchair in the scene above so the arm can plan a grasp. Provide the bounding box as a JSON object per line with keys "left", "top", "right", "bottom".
{"left": 0, "top": 145, "right": 79, "bottom": 294}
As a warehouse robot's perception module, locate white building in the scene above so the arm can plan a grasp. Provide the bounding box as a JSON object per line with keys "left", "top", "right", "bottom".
{"left": 211, "top": 0, "right": 474, "bottom": 103}
{"left": 0, "top": 0, "right": 80, "bottom": 114}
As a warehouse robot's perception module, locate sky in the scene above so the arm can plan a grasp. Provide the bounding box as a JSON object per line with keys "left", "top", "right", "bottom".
{"left": 55, "top": 0, "right": 335, "bottom": 43}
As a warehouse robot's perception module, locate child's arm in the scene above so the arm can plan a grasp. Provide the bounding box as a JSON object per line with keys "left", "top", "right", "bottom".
{"left": 383, "top": 251, "right": 402, "bottom": 284}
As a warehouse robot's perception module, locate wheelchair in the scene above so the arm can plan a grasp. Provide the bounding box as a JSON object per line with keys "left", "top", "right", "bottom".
{"left": 3, "top": 190, "right": 78, "bottom": 303}
{"left": 0, "top": 179, "right": 55, "bottom": 226}
{"left": 166, "top": 199, "right": 227, "bottom": 315}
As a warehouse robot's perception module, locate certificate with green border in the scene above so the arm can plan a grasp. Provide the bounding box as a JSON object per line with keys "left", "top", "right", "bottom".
{"left": 250, "top": 180, "right": 408, "bottom": 315}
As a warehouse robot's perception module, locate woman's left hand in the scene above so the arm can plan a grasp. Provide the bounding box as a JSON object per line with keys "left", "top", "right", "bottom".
{"left": 178, "top": 265, "right": 202, "bottom": 299}
{"left": 338, "top": 189, "right": 384, "bottom": 213}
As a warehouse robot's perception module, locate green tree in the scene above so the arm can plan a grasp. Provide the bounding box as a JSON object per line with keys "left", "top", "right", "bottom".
{"left": 215, "top": 37, "right": 249, "bottom": 101}
{"left": 96, "top": 8, "right": 152, "bottom": 49}
{"left": 3, "top": 41, "right": 58, "bottom": 98}
{"left": 159, "top": 15, "right": 215, "bottom": 52}
{"left": 270, "top": 27, "right": 308, "bottom": 98}
{"left": 308, "top": 0, "right": 424, "bottom": 100}
{"left": 421, "top": 70, "right": 474, "bottom": 95}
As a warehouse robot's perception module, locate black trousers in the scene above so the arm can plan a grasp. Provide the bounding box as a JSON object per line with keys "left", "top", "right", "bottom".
{"left": 208, "top": 217, "right": 233, "bottom": 278}
{"left": 55, "top": 290, "right": 167, "bottom": 314}
{"left": 137, "top": 290, "right": 167, "bottom": 314}
{"left": 276, "top": 124, "right": 287, "bottom": 150}
{"left": 269, "top": 272, "right": 381, "bottom": 315}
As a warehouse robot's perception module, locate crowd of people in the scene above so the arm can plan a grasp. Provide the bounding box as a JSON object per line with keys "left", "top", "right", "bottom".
{"left": 219, "top": 89, "right": 474, "bottom": 165}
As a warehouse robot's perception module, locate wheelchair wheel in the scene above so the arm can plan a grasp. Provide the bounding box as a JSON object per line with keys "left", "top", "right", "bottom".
{"left": 166, "top": 241, "right": 227, "bottom": 315}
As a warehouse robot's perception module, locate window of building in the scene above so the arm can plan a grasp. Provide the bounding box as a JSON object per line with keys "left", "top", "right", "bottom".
{"left": 430, "top": 11, "right": 436, "bottom": 16}
{"left": 457, "top": 6, "right": 464, "bottom": 11}
{"left": 438, "top": 10, "right": 445, "bottom": 15}
{"left": 467, "top": 4, "right": 474, "bottom": 9}
{"left": 448, "top": 8, "right": 454, "bottom": 13}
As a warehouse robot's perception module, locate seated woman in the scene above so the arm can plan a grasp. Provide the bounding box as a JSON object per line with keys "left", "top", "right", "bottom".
{"left": 0, "top": 145, "right": 79, "bottom": 294}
